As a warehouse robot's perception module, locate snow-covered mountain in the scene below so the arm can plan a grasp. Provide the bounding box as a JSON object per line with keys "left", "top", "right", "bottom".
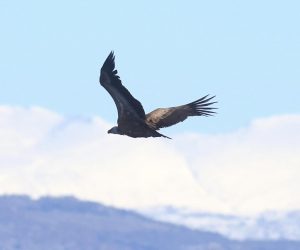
{"left": 1, "top": 195, "right": 300, "bottom": 250}
{"left": 139, "top": 206, "right": 300, "bottom": 240}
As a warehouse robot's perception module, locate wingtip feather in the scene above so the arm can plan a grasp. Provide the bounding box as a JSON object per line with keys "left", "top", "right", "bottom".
{"left": 190, "top": 95, "right": 218, "bottom": 116}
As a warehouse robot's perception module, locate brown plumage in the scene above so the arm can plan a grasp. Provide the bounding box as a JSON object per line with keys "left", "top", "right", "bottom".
{"left": 99, "top": 51, "right": 217, "bottom": 139}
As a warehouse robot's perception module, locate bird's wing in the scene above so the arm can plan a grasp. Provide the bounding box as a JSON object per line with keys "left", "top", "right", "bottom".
{"left": 99, "top": 51, "right": 146, "bottom": 124}
{"left": 146, "top": 95, "right": 217, "bottom": 129}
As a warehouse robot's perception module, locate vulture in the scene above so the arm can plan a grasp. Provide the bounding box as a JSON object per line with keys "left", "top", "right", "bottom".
{"left": 99, "top": 51, "right": 217, "bottom": 139}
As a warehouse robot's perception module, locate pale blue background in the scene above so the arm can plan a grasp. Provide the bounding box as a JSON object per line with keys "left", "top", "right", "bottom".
{"left": 1, "top": 0, "right": 299, "bottom": 134}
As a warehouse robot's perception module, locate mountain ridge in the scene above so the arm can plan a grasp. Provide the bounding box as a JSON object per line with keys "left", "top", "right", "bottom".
{"left": 0, "top": 195, "right": 299, "bottom": 250}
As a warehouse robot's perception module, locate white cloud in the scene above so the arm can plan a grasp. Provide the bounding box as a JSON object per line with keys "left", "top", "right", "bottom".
{"left": 0, "top": 105, "right": 300, "bottom": 215}
{"left": 174, "top": 114, "right": 300, "bottom": 214}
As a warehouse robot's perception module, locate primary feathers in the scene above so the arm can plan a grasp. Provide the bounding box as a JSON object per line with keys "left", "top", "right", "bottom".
{"left": 99, "top": 51, "right": 217, "bottom": 139}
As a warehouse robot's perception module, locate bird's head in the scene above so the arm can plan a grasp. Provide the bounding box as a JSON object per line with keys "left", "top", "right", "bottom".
{"left": 107, "top": 126, "right": 119, "bottom": 135}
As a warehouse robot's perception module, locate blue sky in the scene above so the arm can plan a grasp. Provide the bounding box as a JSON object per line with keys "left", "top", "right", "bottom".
{"left": 1, "top": 0, "right": 299, "bottom": 134}
{"left": 1, "top": 1, "right": 300, "bottom": 216}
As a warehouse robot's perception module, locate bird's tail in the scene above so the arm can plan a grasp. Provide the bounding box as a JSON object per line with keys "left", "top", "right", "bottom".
{"left": 152, "top": 130, "right": 172, "bottom": 139}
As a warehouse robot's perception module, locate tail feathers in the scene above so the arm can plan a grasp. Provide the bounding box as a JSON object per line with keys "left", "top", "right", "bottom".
{"left": 158, "top": 132, "right": 172, "bottom": 139}
{"left": 151, "top": 129, "right": 172, "bottom": 139}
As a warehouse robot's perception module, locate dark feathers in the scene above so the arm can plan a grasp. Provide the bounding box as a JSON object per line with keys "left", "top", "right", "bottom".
{"left": 100, "top": 51, "right": 145, "bottom": 119}
{"left": 99, "top": 51, "right": 217, "bottom": 139}
{"left": 145, "top": 95, "right": 217, "bottom": 130}
{"left": 187, "top": 95, "right": 217, "bottom": 117}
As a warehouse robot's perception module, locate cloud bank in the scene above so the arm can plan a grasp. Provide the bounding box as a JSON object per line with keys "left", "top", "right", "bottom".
{"left": 0, "top": 105, "right": 299, "bottom": 215}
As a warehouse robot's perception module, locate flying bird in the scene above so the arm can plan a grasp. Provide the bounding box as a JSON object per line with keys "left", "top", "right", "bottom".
{"left": 99, "top": 51, "right": 217, "bottom": 139}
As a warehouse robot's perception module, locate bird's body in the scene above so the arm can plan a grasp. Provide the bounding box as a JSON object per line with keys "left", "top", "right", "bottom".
{"left": 99, "top": 52, "right": 217, "bottom": 139}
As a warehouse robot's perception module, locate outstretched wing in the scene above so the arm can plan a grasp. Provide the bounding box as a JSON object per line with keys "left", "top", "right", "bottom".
{"left": 146, "top": 95, "right": 217, "bottom": 129}
{"left": 99, "top": 51, "right": 146, "bottom": 123}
